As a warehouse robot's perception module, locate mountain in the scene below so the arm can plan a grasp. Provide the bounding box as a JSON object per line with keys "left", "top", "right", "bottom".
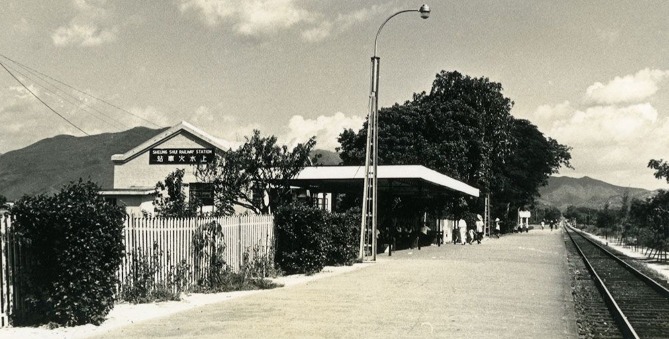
{"left": 0, "top": 127, "right": 167, "bottom": 201}
{"left": 537, "top": 176, "right": 654, "bottom": 210}
{"left": 4, "top": 130, "right": 653, "bottom": 210}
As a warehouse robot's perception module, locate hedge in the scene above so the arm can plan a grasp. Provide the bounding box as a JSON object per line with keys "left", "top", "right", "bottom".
{"left": 11, "top": 180, "right": 125, "bottom": 326}
{"left": 274, "top": 204, "right": 360, "bottom": 275}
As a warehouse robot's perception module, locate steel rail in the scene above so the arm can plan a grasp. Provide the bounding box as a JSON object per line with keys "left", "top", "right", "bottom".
{"left": 568, "top": 226, "right": 669, "bottom": 297}
{"left": 565, "top": 226, "right": 640, "bottom": 339}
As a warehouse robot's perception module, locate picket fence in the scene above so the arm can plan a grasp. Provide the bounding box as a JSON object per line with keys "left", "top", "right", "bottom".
{"left": 0, "top": 214, "right": 274, "bottom": 328}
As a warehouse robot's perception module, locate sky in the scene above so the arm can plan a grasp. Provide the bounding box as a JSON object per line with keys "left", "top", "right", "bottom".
{"left": 1, "top": 0, "right": 669, "bottom": 190}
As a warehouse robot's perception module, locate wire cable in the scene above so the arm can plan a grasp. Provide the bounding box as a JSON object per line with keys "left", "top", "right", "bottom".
{"left": 0, "top": 53, "right": 160, "bottom": 127}
{"left": 0, "top": 62, "right": 89, "bottom": 136}
{"left": 1, "top": 61, "right": 127, "bottom": 130}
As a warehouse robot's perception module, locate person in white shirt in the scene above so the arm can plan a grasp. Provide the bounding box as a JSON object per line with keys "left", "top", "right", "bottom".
{"left": 458, "top": 218, "right": 467, "bottom": 245}
{"left": 475, "top": 214, "right": 484, "bottom": 244}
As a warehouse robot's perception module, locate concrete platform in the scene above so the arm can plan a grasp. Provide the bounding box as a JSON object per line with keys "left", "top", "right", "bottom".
{"left": 92, "top": 229, "right": 578, "bottom": 338}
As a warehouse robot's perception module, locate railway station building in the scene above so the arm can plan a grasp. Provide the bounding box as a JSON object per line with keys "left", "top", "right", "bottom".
{"left": 100, "top": 121, "right": 480, "bottom": 243}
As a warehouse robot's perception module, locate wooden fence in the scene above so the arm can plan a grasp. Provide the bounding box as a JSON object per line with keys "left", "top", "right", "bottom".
{"left": 0, "top": 214, "right": 274, "bottom": 327}
{"left": 0, "top": 214, "right": 18, "bottom": 327}
{"left": 118, "top": 215, "right": 275, "bottom": 291}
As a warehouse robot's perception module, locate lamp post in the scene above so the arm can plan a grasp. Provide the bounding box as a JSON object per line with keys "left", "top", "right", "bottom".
{"left": 360, "top": 4, "right": 431, "bottom": 261}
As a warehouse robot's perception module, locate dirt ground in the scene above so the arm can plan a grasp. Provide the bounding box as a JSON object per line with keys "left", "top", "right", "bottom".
{"left": 78, "top": 229, "right": 578, "bottom": 339}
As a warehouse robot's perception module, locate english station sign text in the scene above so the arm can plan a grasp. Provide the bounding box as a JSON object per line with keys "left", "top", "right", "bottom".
{"left": 149, "top": 148, "right": 214, "bottom": 165}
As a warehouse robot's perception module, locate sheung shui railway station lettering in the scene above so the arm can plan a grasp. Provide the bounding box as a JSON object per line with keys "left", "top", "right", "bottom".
{"left": 149, "top": 148, "right": 214, "bottom": 165}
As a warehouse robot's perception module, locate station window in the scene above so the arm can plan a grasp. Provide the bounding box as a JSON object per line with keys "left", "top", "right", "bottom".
{"left": 189, "top": 183, "right": 214, "bottom": 206}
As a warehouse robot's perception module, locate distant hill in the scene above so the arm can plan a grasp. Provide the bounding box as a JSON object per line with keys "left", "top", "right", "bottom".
{"left": 537, "top": 176, "right": 654, "bottom": 210}
{"left": 0, "top": 127, "right": 167, "bottom": 201}
{"left": 0, "top": 130, "right": 342, "bottom": 201}
{"left": 6, "top": 131, "right": 654, "bottom": 210}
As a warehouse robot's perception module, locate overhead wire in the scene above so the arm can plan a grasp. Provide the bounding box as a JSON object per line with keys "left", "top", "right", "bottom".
{"left": 0, "top": 61, "right": 128, "bottom": 130}
{"left": 0, "top": 62, "right": 89, "bottom": 136}
{"left": 0, "top": 53, "right": 161, "bottom": 128}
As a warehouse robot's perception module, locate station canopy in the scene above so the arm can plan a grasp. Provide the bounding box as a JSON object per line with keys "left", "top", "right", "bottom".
{"left": 287, "top": 165, "right": 479, "bottom": 197}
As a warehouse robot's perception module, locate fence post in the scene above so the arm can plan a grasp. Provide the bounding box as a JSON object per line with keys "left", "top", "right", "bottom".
{"left": 238, "top": 216, "right": 242, "bottom": 271}
{"left": 0, "top": 215, "right": 8, "bottom": 327}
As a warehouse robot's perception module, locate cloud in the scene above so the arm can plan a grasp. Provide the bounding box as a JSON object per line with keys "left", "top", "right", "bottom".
{"left": 547, "top": 103, "right": 658, "bottom": 147}
{"left": 52, "top": 0, "right": 118, "bottom": 47}
{"left": 533, "top": 69, "right": 669, "bottom": 189}
{"left": 179, "top": 1, "right": 385, "bottom": 42}
{"left": 53, "top": 24, "right": 117, "bottom": 46}
{"left": 301, "top": 21, "right": 333, "bottom": 43}
{"left": 179, "top": 0, "right": 308, "bottom": 36}
{"left": 300, "top": 5, "right": 388, "bottom": 42}
{"left": 0, "top": 86, "right": 73, "bottom": 152}
{"left": 184, "top": 105, "right": 259, "bottom": 146}
{"left": 533, "top": 100, "right": 572, "bottom": 125}
{"left": 126, "top": 106, "right": 172, "bottom": 128}
{"left": 279, "top": 112, "right": 364, "bottom": 150}
{"left": 585, "top": 68, "right": 669, "bottom": 105}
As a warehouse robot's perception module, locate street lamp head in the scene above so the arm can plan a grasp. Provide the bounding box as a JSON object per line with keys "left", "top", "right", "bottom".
{"left": 419, "top": 4, "right": 430, "bottom": 19}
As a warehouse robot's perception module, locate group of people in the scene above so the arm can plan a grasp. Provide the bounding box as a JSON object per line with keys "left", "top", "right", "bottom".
{"left": 453, "top": 214, "right": 483, "bottom": 245}
{"left": 378, "top": 222, "right": 435, "bottom": 251}
{"left": 452, "top": 214, "right": 499, "bottom": 245}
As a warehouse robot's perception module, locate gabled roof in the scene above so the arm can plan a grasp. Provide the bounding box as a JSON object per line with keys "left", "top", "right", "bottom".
{"left": 111, "top": 121, "right": 234, "bottom": 163}
{"left": 289, "top": 165, "right": 479, "bottom": 197}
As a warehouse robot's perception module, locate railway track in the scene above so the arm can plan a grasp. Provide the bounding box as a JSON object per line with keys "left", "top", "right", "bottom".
{"left": 565, "top": 226, "right": 669, "bottom": 338}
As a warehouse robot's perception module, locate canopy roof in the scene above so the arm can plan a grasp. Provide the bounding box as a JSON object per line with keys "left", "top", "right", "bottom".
{"left": 288, "top": 165, "right": 479, "bottom": 197}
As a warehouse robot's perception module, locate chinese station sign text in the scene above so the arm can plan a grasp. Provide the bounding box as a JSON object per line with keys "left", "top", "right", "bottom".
{"left": 149, "top": 148, "right": 214, "bottom": 165}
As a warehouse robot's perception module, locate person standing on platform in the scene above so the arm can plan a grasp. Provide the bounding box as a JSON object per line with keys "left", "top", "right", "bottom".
{"left": 475, "top": 214, "right": 484, "bottom": 244}
{"left": 452, "top": 220, "right": 459, "bottom": 244}
{"left": 458, "top": 217, "right": 467, "bottom": 245}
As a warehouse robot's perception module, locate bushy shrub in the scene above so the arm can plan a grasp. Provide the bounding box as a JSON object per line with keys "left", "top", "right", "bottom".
{"left": 11, "top": 180, "right": 125, "bottom": 326}
{"left": 275, "top": 204, "right": 360, "bottom": 274}
{"left": 240, "top": 244, "right": 280, "bottom": 279}
{"left": 274, "top": 204, "right": 328, "bottom": 275}
{"left": 324, "top": 210, "right": 360, "bottom": 266}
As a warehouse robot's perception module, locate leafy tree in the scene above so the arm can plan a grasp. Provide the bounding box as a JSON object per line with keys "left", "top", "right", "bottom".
{"left": 596, "top": 204, "right": 617, "bottom": 239}
{"left": 629, "top": 191, "right": 669, "bottom": 257}
{"left": 0, "top": 194, "right": 7, "bottom": 207}
{"left": 11, "top": 180, "right": 125, "bottom": 326}
{"left": 339, "top": 71, "right": 514, "bottom": 192}
{"left": 563, "top": 205, "right": 599, "bottom": 226}
{"left": 533, "top": 204, "right": 561, "bottom": 223}
{"left": 155, "top": 168, "right": 199, "bottom": 217}
{"left": 494, "top": 119, "right": 572, "bottom": 213}
{"left": 337, "top": 70, "right": 571, "bottom": 217}
{"left": 198, "top": 130, "right": 316, "bottom": 215}
{"left": 648, "top": 159, "right": 669, "bottom": 182}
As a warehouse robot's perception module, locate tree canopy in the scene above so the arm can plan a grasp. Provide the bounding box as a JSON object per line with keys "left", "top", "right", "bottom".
{"left": 648, "top": 159, "right": 669, "bottom": 183}
{"left": 198, "top": 130, "right": 316, "bottom": 215}
{"left": 337, "top": 70, "right": 571, "bottom": 218}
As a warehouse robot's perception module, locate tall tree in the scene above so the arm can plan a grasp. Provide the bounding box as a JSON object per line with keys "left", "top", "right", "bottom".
{"left": 339, "top": 71, "right": 514, "bottom": 192}
{"left": 338, "top": 70, "right": 571, "bottom": 216}
{"left": 198, "top": 130, "right": 316, "bottom": 215}
{"left": 495, "top": 119, "right": 572, "bottom": 210}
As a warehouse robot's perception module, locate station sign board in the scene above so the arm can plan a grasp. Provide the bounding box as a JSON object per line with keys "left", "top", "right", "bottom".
{"left": 149, "top": 148, "right": 215, "bottom": 165}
